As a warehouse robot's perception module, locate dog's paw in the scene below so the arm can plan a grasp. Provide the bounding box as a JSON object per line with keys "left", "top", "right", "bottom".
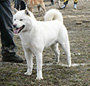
{"left": 24, "top": 72, "right": 32, "bottom": 75}
{"left": 67, "top": 63, "right": 71, "bottom": 67}
{"left": 68, "top": 64, "right": 71, "bottom": 67}
{"left": 36, "top": 76, "right": 43, "bottom": 80}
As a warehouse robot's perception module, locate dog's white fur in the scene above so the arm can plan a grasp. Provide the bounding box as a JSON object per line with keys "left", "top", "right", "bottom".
{"left": 13, "top": 9, "right": 71, "bottom": 80}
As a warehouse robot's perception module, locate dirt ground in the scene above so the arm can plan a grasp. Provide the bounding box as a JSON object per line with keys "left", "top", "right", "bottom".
{"left": 0, "top": 0, "right": 90, "bottom": 86}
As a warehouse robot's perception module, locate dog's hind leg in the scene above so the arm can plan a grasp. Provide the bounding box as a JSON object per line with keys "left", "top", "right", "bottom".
{"left": 59, "top": 38, "right": 71, "bottom": 67}
{"left": 40, "top": 2, "right": 46, "bottom": 12}
{"left": 37, "top": 4, "right": 45, "bottom": 15}
{"left": 37, "top": 5, "right": 41, "bottom": 14}
{"left": 51, "top": 43, "right": 60, "bottom": 64}
{"left": 24, "top": 48, "right": 33, "bottom": 76}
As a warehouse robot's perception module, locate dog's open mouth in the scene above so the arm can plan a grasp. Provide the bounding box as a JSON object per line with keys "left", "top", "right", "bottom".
{"left": 14, "top": 25, "right": 25, "bottom": 34}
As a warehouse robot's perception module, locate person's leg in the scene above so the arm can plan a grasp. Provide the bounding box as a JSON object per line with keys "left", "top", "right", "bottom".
{"left": 20, "top": 0, "right": 26, "bottom": 10}
{"left": 50, "top": 0, "right": 54, "bottom": 5}
{"left": 60, "top": 0, "right": 69, "bottom": 9}
{"left": 14, "top": 0, "right": 26, "bottom": 10}
{"left": 0, "top": 0, "right": 23, "bottom": 63}
{"left": 74, "top": 0, "right": 78, "bottom": 9}
{"left": 14, "top": 0, "right": 21, "bottom": 10}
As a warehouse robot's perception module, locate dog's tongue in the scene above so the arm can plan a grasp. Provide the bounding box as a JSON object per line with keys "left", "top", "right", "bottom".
{"left": 14, "top": 29, "right": 20, "bottom": 34}
{"left": 14, "top": 30, "right": 18, "bottom": 34}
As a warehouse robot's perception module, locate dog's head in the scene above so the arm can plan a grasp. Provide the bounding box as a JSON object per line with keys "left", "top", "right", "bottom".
{"left": 13, "top": 10, "right": 36, "bottom": 34}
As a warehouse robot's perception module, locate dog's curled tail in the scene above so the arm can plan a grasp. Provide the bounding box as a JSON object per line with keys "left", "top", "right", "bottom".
{"left": 44, "top": 9, "right": 63, "bottom": 23}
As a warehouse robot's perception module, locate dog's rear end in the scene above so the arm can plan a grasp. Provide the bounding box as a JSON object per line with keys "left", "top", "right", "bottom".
{"left": 25, "top": 0, "right": 46, "bottom": 12}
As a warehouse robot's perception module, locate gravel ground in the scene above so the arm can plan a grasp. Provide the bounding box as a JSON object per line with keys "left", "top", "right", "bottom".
{"left": 0, "top": 0, "right": 90, "bottom": 86}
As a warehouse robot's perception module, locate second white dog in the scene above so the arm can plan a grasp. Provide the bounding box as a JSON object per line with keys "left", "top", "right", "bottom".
{"left": 13, "top": 9, "right": 71, "bottom": 80}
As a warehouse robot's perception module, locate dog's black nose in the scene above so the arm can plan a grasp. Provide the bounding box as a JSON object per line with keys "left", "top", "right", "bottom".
{"left": 13, "top": 24, "right": 17, "bottom": 28}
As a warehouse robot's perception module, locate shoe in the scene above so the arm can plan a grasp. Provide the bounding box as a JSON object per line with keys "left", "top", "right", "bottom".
{"left": 74, "top": 4, "right": 77, "bottom": 9}
{"left": 60, "top": 4, "right": 66, "bottom": 9}
{"left": 2, "top": 54, "right": 24, "bottom": 63}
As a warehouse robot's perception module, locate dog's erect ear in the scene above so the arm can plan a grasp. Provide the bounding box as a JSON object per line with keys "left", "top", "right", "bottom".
{"left": 14, "top": 8, "right": 18, "bottom": 13}
{"left": 25, "top": 10, "right": 30, "bottom": 16}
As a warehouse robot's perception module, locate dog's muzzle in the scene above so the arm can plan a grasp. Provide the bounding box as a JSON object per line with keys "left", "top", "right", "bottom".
{"left": 13, "top": 25, "right": 25, "bottom": 34}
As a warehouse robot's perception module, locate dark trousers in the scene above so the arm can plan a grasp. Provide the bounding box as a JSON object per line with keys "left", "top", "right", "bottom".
{"left": 14, "top": 0, "right": 26, "bottom": 10}
{"left": 14, "top": 0, "right": 21, "bottom": 10}
{"left": 51, "top": 0, "right": 54, "bottom": 4}
{"left": 0, "top": 0, "right": 17, "bottom": 56}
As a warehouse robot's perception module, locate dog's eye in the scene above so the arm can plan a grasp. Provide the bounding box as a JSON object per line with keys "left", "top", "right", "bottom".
{"left": 20, "top": 19, "right": 23, "bottom": 21}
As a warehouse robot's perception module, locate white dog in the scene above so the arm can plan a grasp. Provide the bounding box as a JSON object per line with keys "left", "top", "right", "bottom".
{"left": 13, "top": 9, "right": 71, "bottom": 80}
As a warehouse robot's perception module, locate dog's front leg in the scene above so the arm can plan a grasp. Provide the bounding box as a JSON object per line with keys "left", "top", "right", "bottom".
{"left": 36, "top": 52, "right": 43, "bottom": 80}
{"left": 24, "top": 48, "right": 33, "bottom": 76}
